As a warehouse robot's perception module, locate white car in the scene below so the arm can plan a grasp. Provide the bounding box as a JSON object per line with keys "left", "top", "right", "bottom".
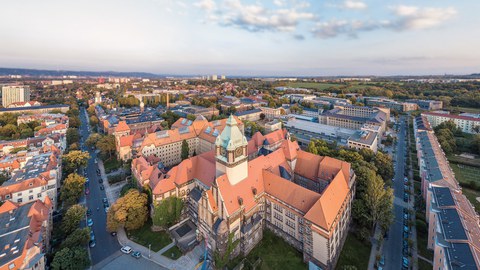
{"left": 121, "top": 246, "right": 132, "bottom": 254}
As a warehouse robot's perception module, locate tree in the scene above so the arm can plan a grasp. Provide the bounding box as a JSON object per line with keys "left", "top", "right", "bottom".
{"left": 259, "top": 113, "right": 266, "bottom": 120}
{"left": 152, "top": 196, "right": 184, "bottom": 228}
{"left": 96, "top": 135, "right": 116, "bottom": 160}
{"left": 66, "top": 128, "right": 79, "bottom": 145}
{"left": 62, "top": 204, "right": 87, "bottom": 235}
{"left": 63, "top": 151, "right": 90, "bottom": 173}
{"left": 51, "top": 247, "right": 90, "bottom": 270}
{"left": 61, "top": 174, "right": 86, "bottom": 206}
{"left": 107, "top": 189, "right": 148, "bottom": 231}
{"left": 306, "top": 141, "right": 318, "bottom": 155}
{"left": 89, "top": 115, "right": 99, "bottom": 126}
{"left": 85, "top": 133, "right": 103, "bottom": 147}
{"left": 186, "top": 114, "right": 196, "bottom": 121}
{"left": 374, "top": 152, "right": 394, "bottom": 182}
{"left": 61, "top": 228, "right": 90, "bottom": 249}
{"left": 181, "top": 140, "right": 189, "bottom": 160}
{"left": 363, "top": 174, "right": 394, "bottom": 231}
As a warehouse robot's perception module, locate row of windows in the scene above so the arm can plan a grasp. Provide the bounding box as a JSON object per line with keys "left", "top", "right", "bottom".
{"left": 273, "top": 212, "right": 283, "bottom": 222}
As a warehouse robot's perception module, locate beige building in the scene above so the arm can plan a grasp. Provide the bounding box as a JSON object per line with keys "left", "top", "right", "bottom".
{"left": 2, "top": 85, "right": 30, "bottom": 108}
{"left": 132, "top": 116, "right": 356, "bottom": 269}
{"left": 260, "top": 106, "right": 287, "bottom": 120}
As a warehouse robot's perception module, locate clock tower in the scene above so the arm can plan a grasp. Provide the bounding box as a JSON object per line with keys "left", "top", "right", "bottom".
{"left": 215, "top": 115, "right": 248, "bottom": 185}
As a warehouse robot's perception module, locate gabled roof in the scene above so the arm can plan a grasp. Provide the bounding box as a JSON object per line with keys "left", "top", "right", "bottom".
{"left": 115, "top": 121, "right": 130, "bottom": 133}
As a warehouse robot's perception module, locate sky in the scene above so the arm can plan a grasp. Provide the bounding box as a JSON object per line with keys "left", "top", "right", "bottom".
{"left": 0, "top": 0, "right": 479, "bottom": 76}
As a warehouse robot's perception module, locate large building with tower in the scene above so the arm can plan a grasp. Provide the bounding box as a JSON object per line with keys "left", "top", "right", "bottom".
{"left": 132, "top": 115, "right": 356, "bottom": 269}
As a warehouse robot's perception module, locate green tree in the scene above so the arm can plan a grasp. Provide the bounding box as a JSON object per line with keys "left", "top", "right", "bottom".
{"left": 96, "top": 135, "right": 116, "bottom": 159}
{"left": 374, "top": 151, "right": 394, "bottom": 182}
{"left": 63, "top": 151, "right": 90, "bottom": 173}
{"left": 51, "top": 247, "right": 90, "bottom": 270}
{"left": 107, "top": 189, "right": 148, "bottom": 231}
{"left": 181, "top": 140, "right": 189, "bottom": 160}
{"left": 363, "top": 174, "right": 394, "bottom": 231}
{"left": 306, "top": 141, "right": 318, "bottom": 155}
{"left": 62, "top": 204, "right": 87, "bottom": 235}
{"left": 61, "top": 174, "right": 86, "bottom": 206}
{"left": 85, "top": 133, "right": 103, "bottom": 147}
{"left": 186, "top": 114, "right": 196, "bottom": 121}
{"left": 66, "top": 128, "right": 79, "bottom": 145}
{"left": 152, "top": 196, "right": 184, "bottom": 228}
{"left": 61, "top": 228, "right": 90, "bottom": 249}
{"left": 89, "top": 115, "right": 99, "bottom": 126}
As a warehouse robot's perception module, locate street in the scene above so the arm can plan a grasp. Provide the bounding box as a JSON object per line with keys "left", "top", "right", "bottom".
{"left": 382, "top": 116, "right": 410, "bottom": 269}
{"left": 79, "top": 107, "right": 121, "bottom": 265}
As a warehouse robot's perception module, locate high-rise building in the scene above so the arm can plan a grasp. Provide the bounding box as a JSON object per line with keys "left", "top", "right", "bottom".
{"left": 1, "top": 85, "right": 30, "bottom": 108}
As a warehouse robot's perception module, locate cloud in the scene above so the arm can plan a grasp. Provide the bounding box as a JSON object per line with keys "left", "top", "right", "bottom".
{"left": 195, "top": 0, "right": 315, "bottom": 32}
{"left": 293, "top": 34, "right": 305, "bottom": 40}
{"left": 312, "top": 5, "right": 457, "bottom": 39}
{"left": 342, "top": 0, "right": 367, "bottom": 10}
{"left": 388, "top": 5, "right": 457, "bottom": 30}
{"left": 194, "top": 0, "right": 216, "bottom": 12}
{"left": 312, "top": 20, "right": 379, "bottom": 38}
{"left": 273, "top": 0, "right": 285, "bottom": 7}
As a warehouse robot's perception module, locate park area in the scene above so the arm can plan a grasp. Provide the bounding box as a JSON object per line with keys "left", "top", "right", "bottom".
{"left": 335, "top": 233, "right": 370, "bottom": 270}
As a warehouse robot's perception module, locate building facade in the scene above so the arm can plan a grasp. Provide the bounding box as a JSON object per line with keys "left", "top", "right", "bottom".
{"left": 1, "top": 85, "right": 30, "bottom": 108}
{"left": 133, "top": 115, "right": 356, "bottom": 269}
{"left": 422, "top": 111, "right": 480, "bottom": 134}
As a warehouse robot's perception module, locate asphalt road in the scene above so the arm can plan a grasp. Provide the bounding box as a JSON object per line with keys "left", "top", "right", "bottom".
{"left": 382, "top": 116, "right": 409, "bottom": 269}
{"left": 79, "top": 107, "right": 121, "bottom": 265}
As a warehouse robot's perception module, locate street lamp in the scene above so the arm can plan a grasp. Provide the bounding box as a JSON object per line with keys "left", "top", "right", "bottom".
{"left": 148, "top": 244, "right": 151, "bottom": 258}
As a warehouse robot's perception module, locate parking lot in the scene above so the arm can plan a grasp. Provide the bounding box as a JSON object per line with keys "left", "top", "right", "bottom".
{"left": 99, "top": 253, "right": 168, "bottom": 270}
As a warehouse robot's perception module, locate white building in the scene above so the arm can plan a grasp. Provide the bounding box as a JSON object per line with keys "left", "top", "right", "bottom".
{"left": 423, "top": 111, "right": 480, "bottom": 134}
{"left": 1, "top": 85, "right": 30, "bottom": 108}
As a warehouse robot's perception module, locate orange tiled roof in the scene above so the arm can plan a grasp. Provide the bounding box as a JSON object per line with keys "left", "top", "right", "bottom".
{"left": 115, "top": 121, "right": 130, "bottom": 133}
{"left": 119, "top": 135, "right": 134, "bottom": 147}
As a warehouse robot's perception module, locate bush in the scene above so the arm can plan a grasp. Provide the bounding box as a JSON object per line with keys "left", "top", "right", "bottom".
{"left": 108, "top": 174, "right": 124, "bottom": 184}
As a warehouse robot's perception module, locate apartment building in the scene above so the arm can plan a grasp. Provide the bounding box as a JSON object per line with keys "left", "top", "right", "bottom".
{"left": 407, "top": 99, "right": 443, "bottom": 111}
{"left": 132, "top": 115, "right": 356, "bottom": 269}
{"left": 364, "top": 97, "right": 417, "bottom": 112}
{"left": 318, "top": 105, "right": 388, "bottom": 136}
{"left": 1, "top": 85, "right": 30, "bottom": 108}
{"left": 234, "top": 108, "right": 262, "bottom": 121}
{"left": 260, "top": 106, "right": 287, "bottom": 120}
{"left": 7, "top": 101, "right": 41, "bottom": 108}
{"left": 413, "top": 116, "right": 480, "bottom": 269}
{"left": 0, "top": 104, "right": 69, "bottom": 116}
{"left": 422, "top": 111, "right": 480, "bottom": 134}
{"left": 0, "top": 198, "right": 52, "bottom": 270}
{"left": 0, "top": 149, "right": 61, "bottom": 209}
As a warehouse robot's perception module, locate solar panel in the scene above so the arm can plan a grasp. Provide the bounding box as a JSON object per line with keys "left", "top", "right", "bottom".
{"left": 181, "top": 119, "right": 186, "bottom": 124}
{"left": 179, "top": 127, "right": 190, "bottom": 134}
{"left": 212, "top": 129, "right": 219, "bottom": 137}
{"left": 205, "top": 126, "right": 211, "bottom": 134}
{"left": 187, "top": 120, "right": 192, "bottom": 126}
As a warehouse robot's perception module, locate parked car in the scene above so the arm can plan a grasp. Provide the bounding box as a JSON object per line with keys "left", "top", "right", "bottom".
{"left": 403, "top": 177, "right": 408, "bottom": 183}
{"left": 403, "top": 231, "right": 409, "bottom": 239}
{"left": 121, "top": 246, "right": 132, "bottom": 254}
{"left": 105, "top": 207, "right": 109, "bottom": 213}
{"left": 99, "top": 178, "right": 103, "bottom": 183}
{"left": 89, "top": 240, "right": 96, "bottom": 248}
{"left": 100, "top": 184, "right": 104, "bottom": 190}
{"left": 131, "top": 251, "right": 141, "bottom": 259}
{"left": 403, "top": 225, "right": 409, "bottom": 233}
{"left": 85, "top": 188, "right": 90, "bottom": 195}
{"left": 94, "top": 159, "right": 98, "bottom": 164}
{"left": 111, "top": 231, "right": 117, "bottom": 236}
{"left": 86, "top": 209, "right": 92, "bottom": 216}
{"left": 90, "top": 231, "right": 95, "bottom": 241}
{"left": 402, "top": 257, "right": 409, "bottom": 269}
{"left": 403, "top": 193, "right": 409, "bottom": 202}
{"left": 379, "top": 255, "right": 385, "bottom": 266}
{"left": 87, "top": 218, "right": 93, "bottom": 227}
{"left": 102, "top": 198, "right": 108, "bottom": 203}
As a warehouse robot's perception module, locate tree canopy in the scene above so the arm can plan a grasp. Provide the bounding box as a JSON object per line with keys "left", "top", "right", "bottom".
{"left": 107, "top": 189, "right": 148, "bottom": 231}
{"left": 152, "top": 196, "right": 183, "bottom": 228}
{"left": 181, "top": 140, "right": 189, "bottom": 161}
{"left": 61, "top": 174, "right": 86, "bottom": 206}
{"left": 62, "top": 204, "right": 87, "bottom": 235}
{"left": 51, "top": 247, "right": 90, "bottom": 270}
{"left": 63, "top": 150, "right": 90, "bottom": 174}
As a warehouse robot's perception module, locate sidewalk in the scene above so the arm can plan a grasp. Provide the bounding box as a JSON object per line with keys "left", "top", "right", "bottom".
{"left": 99, "top": 157, "right": 205, "bottom": 270}
{"left": 367, "top": 224, "right": 382, "bottom": 270}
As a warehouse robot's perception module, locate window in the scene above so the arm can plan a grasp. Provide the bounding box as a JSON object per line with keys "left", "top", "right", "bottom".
{"left": 29, "top": 196, "right": 34, "bottom": 200}
{"left": 37, "top": 193, "right": 42, "bottom": 198}
{"left": 17, "top": 198, "right": 22, "bottom": 203}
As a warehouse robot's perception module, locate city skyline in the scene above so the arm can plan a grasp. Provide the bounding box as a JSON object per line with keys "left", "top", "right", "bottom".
{"left": 1, "top": 0, "right": 479, "bottom": 76}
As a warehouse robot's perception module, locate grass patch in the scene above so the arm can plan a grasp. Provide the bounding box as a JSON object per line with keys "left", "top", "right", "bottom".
{"left": 447, "top": 106, "right": 480, "bottom": 114}
{"left": 127, "top": 219, "right": 172, "bottom": 252}
{"left": 103, "top": 157, "right": 122, "bottom": 173}
{"left": 162, "top": 245, "right": 182, "bottom": 260}
{"left": 450, "top": 163, "right": 480, "bottom": 185}
{"left": 227, "top": 230, "right": 307, "bottom": 270}
{"left": 461, "top": 188, "right": 480, "bottom": 212}
{"left": 418, "top": 258, "right": 433, "bottom": 270}
{"left": 336, "top": 233, "right": 371, "bottom": 270}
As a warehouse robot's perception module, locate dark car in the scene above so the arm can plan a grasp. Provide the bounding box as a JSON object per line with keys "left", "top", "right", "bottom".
{"left": 86, "top": 209, "right": 92, "bottom": 216}
{"left": 111, "top": 231, "right": 117, "bottom": 236}
{"left": 403, "top": 231, "right": 409, "bottom": 239}
{"left": 102, "top": 198, "right": 108, "bottom": 203}
{"left": 90, "top": 231, "right": 95, "bottom": 241}
{"left": 103, "top": 202, "right": 109, "bottom": 208}
{"left": 402, "top": 257, "right": 409, "bottom": 269}
{"left": 100, "top": 184, "right": 104, "bottom": 190}
{"left": 403, "top": 194, "right": 409, "bottom": 202}
{"left": 131, "top": 251, "right": 141, "bottom": 259}
{"left": 89, "top": 240, "right": 96, "bottom": 248}
{"left": 98, "top": 178, "right": 103, "bottom": 183}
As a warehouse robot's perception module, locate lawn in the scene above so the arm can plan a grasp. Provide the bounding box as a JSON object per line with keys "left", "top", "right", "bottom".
{"left": 286, "top": 82, "right": 341, "bottom": 91}
{"left": 127, "top": 219, "right": 172, "bottom": 252}
{"left": 450, "top": 163, "right": 480, "bottom": 185}
{"left": 336, "top": 233, "right": 370, "bottom": 270}
{"left": 162, "top": 245, "right": 182, "bottom": 260}
{"left": 227, "top": 230, "right": 307, "bottom": 270}
{"left": 103, "top": 157, "right": 122, "bottom": 173}
{"left": 447, "top": 106, "right": 480, "bottom": 114}
{"left": 462, "top": 188, "right": 480, "bottom": 212}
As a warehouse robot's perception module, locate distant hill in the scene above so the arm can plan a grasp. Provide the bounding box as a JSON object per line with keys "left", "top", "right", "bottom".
{"left": 0, "top": 67, "right": 163, "bottom": 78}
